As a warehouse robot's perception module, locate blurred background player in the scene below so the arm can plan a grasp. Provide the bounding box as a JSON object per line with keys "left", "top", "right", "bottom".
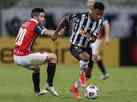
{"left": 13, "top": 8, "right": 59, "bottom": 96}
{"left": 87, "top": 0, "right": 110, "bottom": 80}
{"left": 53, "top": 2, "right": 105, "bottom": 99}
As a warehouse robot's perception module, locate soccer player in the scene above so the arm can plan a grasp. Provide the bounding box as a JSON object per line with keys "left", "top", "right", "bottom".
{"left": 87, "top": 0, "right": 110, "bottom": 80}
{"left": 53, "top": 2, "right": 105, "bottom": 99}
{"left": 13, "top": 8, "right": 59, "bottom": 96}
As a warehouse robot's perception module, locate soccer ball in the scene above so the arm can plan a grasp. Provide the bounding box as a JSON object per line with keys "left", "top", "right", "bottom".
{"left": 84, "top": 85, "right": 100, "bottom": 99}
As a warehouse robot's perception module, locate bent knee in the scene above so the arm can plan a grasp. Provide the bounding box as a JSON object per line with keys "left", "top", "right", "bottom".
{"left": 47, "top": 53, "right": 57, "bottom": 63}
{"left": 92, "top": 54, "right": 101, "bottom": 61}
{"left": 79, "top": 52, "right": 90, "bottom": 61}
{"left": 33, "top": 66, "right": 40, "bottom": 72}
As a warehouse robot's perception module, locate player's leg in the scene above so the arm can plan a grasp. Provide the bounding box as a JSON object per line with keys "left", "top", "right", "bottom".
{"left": 31, "top": 66, "right": 41, "bottom": 96}
{"left": 13, "top": 55, "right": 41, "bottom": 96}
{"left": 81, "top": 46, "right": 94, "bottom": 80}
{"left": 70, "top": 46, "right": 91, "bottom": 86}
{"left": 44, "top": 53, "right": 59, "bottom": 96}
{"left": 78, "top": 52, "right": 90, "bottom": 87}
{"left": 85, "top": 60, "right": 94, "bottom": 79}
{"left": 13, "top": 52, "right": 59, "bottom": 96}
{"left": 74, "top": 52, "right": 91, "bottom": 99}
{"left": 70, "top": 45, "right": 91, "bottom": 99}
{"left": 95, "top": 56, "right": 109, "bottom": 80}
{"left": 28, "top": 52, "right": 59, "bottom": 96}
{"left": 79, "top": 47, "right": 95, "bottom": 86}
{"left": 91, "top": 40, "right": 109, "bottom": 80}
{"left": 46, "top": 53, "right": 57, "bottom": 87}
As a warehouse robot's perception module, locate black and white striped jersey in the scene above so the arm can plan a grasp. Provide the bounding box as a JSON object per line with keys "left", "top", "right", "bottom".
{"left": 68, "top": 12, "right": 104, "bottom": 48}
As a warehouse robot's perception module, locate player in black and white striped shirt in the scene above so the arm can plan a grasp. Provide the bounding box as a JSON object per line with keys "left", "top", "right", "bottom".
{"left": 52, "top": 2, "right": 105, "bottom": 99}
{"left": 69, "top": 12, "right": 103, "bottom": 48}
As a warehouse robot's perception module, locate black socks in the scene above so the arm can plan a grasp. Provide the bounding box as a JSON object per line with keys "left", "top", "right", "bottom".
{"left": 47, "top": 63, "right": 56, "bottom": 87}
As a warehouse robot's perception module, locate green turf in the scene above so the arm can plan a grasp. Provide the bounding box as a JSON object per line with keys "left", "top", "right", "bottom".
{"left": 0, "top": 64, "right": 137, "bottom": 102}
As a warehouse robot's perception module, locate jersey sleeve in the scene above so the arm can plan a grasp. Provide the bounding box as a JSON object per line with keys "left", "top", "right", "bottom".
{"left": 67, "top": 13, "right": 82, "bottom": 22}
{"left": 68, "top": 14, "right": 76, "bottom": 20}
{"left": 102, "top": 16, "right": 109, "bottom": 25}
{"left": 34, "top": 24, "right": 45, "bottom": 35}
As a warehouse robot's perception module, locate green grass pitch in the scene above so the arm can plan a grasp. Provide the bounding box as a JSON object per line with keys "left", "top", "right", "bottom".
{"left": 0, "top": 64, "right": 137, "bottom": 102}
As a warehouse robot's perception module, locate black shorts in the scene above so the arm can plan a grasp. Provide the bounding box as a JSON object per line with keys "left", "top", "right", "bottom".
{"left": 70, "top": 44, "right": 92, "bottom": 61}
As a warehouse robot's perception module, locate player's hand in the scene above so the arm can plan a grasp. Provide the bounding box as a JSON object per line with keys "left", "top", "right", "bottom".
{"left": 89, "top": 35, "right": 97, "bottom": 43}
{"left": 58, "top": 28, "right": 65, "bottom": 36}
{"left": 51, "top": 33, "right": 58, "bottom": 41}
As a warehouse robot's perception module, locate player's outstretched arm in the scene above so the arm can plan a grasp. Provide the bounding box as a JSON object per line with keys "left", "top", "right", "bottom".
{"left": 42, "top": 28, "right": 55, "bottom": 36}
{"left": 55, "top": 16, "right": 69, "bottom": 34}
{"left": 35, "top": 25, "right": 56, "bottom": 38}
{"left": 51, "top": 16, "right": 69, "bottom": 41}
{"left": 35, "top": 25, "right": 60, "bottom": 42}
{"left": 40, "top": 28, "right": 65, "bottom": 41}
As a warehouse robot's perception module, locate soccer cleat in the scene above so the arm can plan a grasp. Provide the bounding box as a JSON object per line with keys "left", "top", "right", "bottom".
{"left": 35, "top": 90, "right": 49, "bottom": 96}
{"left": 46, "top": 86, "right": 59, "bottom": 96}
{"left": 35, "top": 92, "right": 41, "bottom": 96}
{"left": 79, "top": 72, "right": 87, "bottom": 87}
{"left": 35, "top": 92, "right": 43, "bottom": 96}
{"left": 100, "top": 73, "right": 109, "bottom": 80}
{"left": 70, "top": 84, "right": 81, "bottom": 100}
{"left": 39, "top": 89, "right": 49, "bottom": 95}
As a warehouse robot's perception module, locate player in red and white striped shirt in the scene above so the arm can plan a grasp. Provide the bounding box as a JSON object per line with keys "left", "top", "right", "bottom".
{"left": 13, "top": 8, "right": 59, "bottom": 96}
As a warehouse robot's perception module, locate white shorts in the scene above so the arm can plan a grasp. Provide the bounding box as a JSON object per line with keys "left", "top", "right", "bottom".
{"left": 90, "top": 39, "right": 102, "bottom": 55}
{"left": 13, "top": 52, "right": 48, "bottom": 68}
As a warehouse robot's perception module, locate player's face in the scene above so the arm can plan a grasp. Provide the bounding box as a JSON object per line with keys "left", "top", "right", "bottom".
{"left": 89, "top": 8, "right": 104, "bottom": 21}
{"left": 38, "top": 12, "right": 45, "bottom": 24}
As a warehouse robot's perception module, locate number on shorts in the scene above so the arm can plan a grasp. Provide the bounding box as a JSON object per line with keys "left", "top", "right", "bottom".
{"left": 16, "top": 28, "right": 27, "bottom": 46}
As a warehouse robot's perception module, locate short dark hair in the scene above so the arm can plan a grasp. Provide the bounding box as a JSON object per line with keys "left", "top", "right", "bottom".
{"left": 93, "top": 2, "right": 105, "bottom": 11}
{"left": 31, "top": 8, "right": 45, "bottom": 18}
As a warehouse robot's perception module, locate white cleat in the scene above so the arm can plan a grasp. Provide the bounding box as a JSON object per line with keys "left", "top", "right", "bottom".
{"left": 35, "top": 90, "right": 48, "bottom": 96}
{"left": 39, "top": 89, "right": 49, "bottom": 95}
{"left": 35, "top": 92, "right": 42, "bottom": 96}
{"left": 100, "top": 73, "right": 109, "bottom": 80}
{"left": 46, "top": 86, "right": 59, "bottom": 96}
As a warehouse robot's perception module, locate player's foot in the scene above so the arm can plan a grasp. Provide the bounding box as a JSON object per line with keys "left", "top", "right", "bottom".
{"left": 39, "top": 89, "right": 49, "bottom": 95}
{"left": 35, "top": 91, "right": 46, "bottom": 96}
{"left": 79, "top": 72, "right": 87, "bottom": 87}
{"left": 100, "top": 73, "right": 109, "bottom": 80}
{"left": 46, "top": 86, "right": 59, "bottom": 96}
{"left": 70, "top": 84, "right": 81, "bottom": 100}
{"left": 35, "top": 92, "right": 41, "bottom": 96}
